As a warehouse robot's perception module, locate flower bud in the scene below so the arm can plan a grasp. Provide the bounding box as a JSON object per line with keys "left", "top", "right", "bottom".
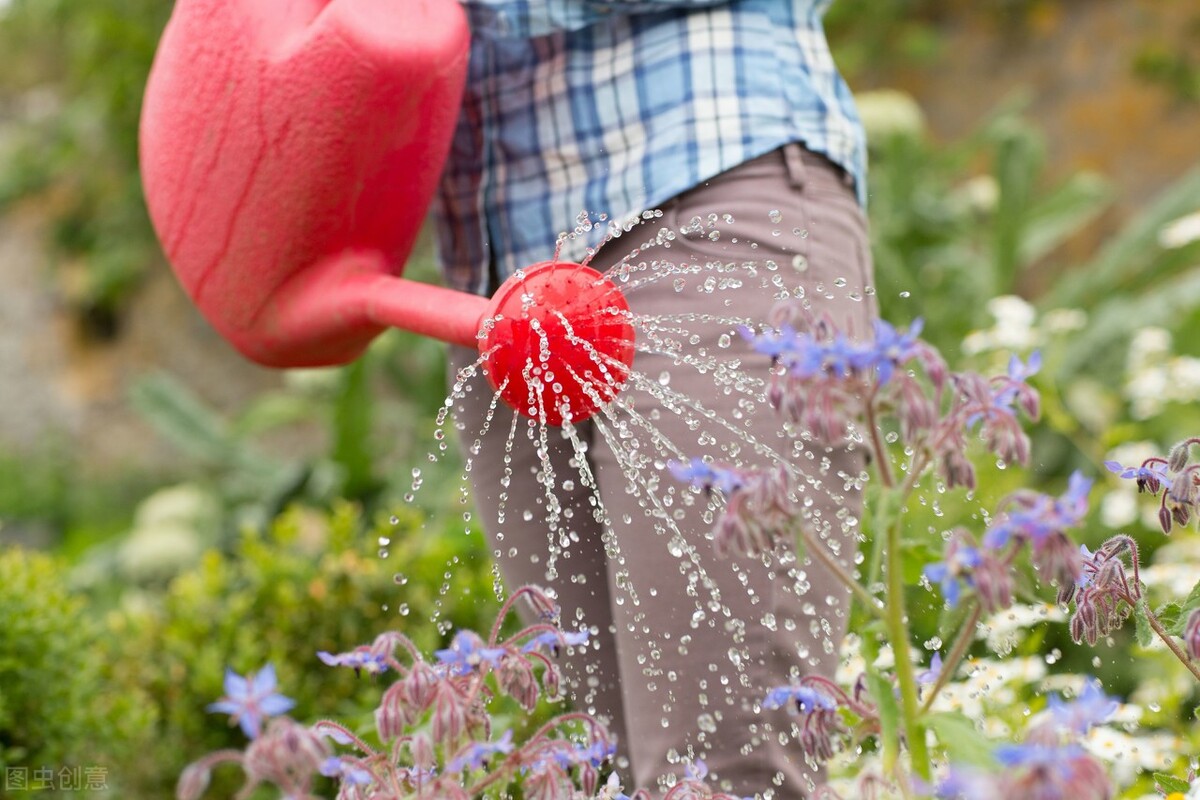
{"left": 411, "top": 733, "right": 435, "bottom": 771}
{"left": 498, "top": 655, "right": 539, "bottom": 711}
{"left": 579, "top": 762, "right": 599, "bottom": 796}
{"left": 1169, "top": 440, "right": 1191, "bottom": 472}
{"left": 542, "top": 663, "right": 563, "bottom": 699}
{"left": 176, "top": 763, "right": 212, "bottom": 800}
{"left": 405, "top": 660, "right": 439, "bottom": 709}
{"left": 523, "top": 586, "right": 560, "bottom": 621}
{"left": 1185, "top": 609, "right": 1200, "bottom": 661}
{"left": 376, "top": 681, "right": 416, "bottom": 741}
{"left": 432, "top": 683, "right": 469, "bottom": 748}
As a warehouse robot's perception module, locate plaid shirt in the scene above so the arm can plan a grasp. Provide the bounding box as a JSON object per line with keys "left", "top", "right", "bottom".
{"left": 434, "top": 0, "right": 866, "bottom": 294}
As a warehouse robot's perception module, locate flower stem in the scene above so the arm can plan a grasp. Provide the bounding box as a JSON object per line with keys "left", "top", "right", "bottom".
{"left": 885, "top": 509, "right": 931, "bottom": 783}
{"left": 920, "top": 602, "right": 981, "bottom": 714}
{"left": 1144, "top": 604, "right": 1200, "bottom": 682}
{"left": 865, "top": 402, "right": 895, "bottom": 490}
{"left": 797, "top": 521, "right": 884, "bottom": 620}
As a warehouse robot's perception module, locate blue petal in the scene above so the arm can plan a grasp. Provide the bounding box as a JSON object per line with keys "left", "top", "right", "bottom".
{"left": 252, "top": 664, "right": 278, "bottom": 696}
{"left": 224, "top": 668, "right": 249, "bottom": 700}
{"left": 260, "top": 694, "right": 296, "bottom": 716}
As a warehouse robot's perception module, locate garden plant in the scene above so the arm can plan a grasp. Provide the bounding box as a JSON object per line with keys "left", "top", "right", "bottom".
{"left": 176, "top": 284, "right": 1200, "bottom": 798}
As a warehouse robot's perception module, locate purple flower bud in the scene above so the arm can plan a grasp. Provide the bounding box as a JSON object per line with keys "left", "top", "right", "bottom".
{"left": 406, "top": 660, "right": 439, "bottom": 709}
{"left": 176, "top": 763, "right": 212, "bottom": 800}
{"left": 579, "top": 762, "right": 599, "bottom": 796}
{"left": 242, "top": 718, "right": 329, "bottom": 794}
{"left": 940, "top": 447, "right": 977, "bottom": 491}
{"left": 376, "top": 681, "right": 417, "bottom": 741}
{"left": 497, "top": 655, "right": 539, "bottom": 711}
{"left": 411, "top": 734, "right": 435, "bottom": 771}
{"left": 431, "top": 682, "right": 470, "bottom": 748}
{"left": 1185, "top": 609, "right": 1200, "bottom": 661}
{"left": 542, "top": 663, "right": 562, "bottom": 699}
{"left": 523, "top": 586, "right": 561, "bottom": 621}
{"left": 1159, "top": 504, "right": 1173, "bottom": 534}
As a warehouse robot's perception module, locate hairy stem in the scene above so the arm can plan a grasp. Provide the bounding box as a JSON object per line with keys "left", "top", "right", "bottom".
{"left": 1144, "top": 604, "right": 1200, "bottom": 682}
{"left": 920, "top": 602, "right": 981, "bottom": 714}
{"left": 885, "top": 511, "right": 931, "bottom": 782}
{"left": 798, "top": 521, "right": 884, "bottom": 620}
{"left": 865, "top": 401, "right": 896, "bottom": 490}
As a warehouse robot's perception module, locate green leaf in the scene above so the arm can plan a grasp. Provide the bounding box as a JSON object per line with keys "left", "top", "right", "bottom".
{"left": 860, "top": 634, "right": 901, "bottom": 773}
{"left": 331, "top": 360, "right": 378, "bottom": 501}
{"left": 1156, "top": 602, "right": 1184, "bottom": 636}
{"left": 1047, "top": 164, "right": 1200, "bottom": 309}
{"left": 1168, "top": 577, "right": 1200, "bottom": 636}
{"left": 1134, "top": 599, "right": 1153, "bottom": 648}
{"left": 925, "top": 711, "right": 997, "bottom": 767}
{"left": 1018, "top": 171, "right": 1112, "bottom": 266}
{"left": 1153, "top": 772, "right": 1191, "bottom": 793}
{"left": 128, "top": 372, "right": 237, "bottom": 465}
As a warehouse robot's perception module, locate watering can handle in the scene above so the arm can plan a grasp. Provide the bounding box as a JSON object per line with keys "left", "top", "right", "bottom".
{"left": 140, "top": 0, "right": 474, "bottom": 367}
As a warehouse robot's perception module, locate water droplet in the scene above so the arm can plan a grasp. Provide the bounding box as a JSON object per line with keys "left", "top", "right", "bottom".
{"left": 768, "top": 209, "right": 783, "bottom": 223}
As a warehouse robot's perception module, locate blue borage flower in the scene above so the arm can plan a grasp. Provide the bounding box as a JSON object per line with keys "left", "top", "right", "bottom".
{"left": 317, "top": 649, "right": 389, "bottom": 675}
{"left": 521, "top": 628, "right": 590, "bottom": 654}
{"left": 983, "top": 471, "right": 1091, "bottom": 551}
{"left": 762, "top": 684, "right": 838, "bottom": 713}
{"left": 446, "top": 729, "right": 515, "bottom": 772}
{"left": 434, "top": 630, "right": 507, "bottom": 676}
{"left": 923, "top": 544, "right": 982, "bottom": 607}
{"left": 1103, "top": 458, "right": 1173, "bottom": 492}
{"left": 994, "top": 741, "right": 1087, "bottom": 770}
{"left": 206, "top": 664, "right": 296, "bottom": 739}
{"left": 745, "top": 318, "right": 925, "bottom": 385}
{"left": 1046, "top": 678, "right": 1118, "bottom": 735}
{"left": 917, "top": 653, "right": 943, "bottom": 687}
{"left": 319, "top": 755, "right": 373, "bottom": 785}
{"left": 667, "top": 457, "right": 745, "bottom": 494}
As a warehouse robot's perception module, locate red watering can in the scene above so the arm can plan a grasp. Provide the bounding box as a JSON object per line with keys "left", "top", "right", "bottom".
{"left": 139, "top": 0, "right": 634, "bottom": 425}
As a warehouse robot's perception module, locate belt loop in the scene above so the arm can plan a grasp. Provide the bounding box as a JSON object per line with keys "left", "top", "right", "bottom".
{"left": 783, "top": 142, "right": 808, "bottom": 190}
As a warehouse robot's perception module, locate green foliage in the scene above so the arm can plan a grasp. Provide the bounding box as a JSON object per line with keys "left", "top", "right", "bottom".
{"left": 0, "top": 549, "right": 155, "bottom": 782}
{"left": 864, "top": 101, "right": 1115, "bottom": 352}
{"left": 0, "top": 501, "right": 498, "bottom": 796}
{"left": 97, "top": 502, "right": 498, "bottom": 795}
{"left": 0, "top": 0, "right": 171, "bottom": 321}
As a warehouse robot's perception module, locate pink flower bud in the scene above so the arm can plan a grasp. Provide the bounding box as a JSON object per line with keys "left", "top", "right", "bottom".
{"left": 176, "top": 763, "right": 212, "bottom": 800}
{"left": 1185, "top": 609, "right": 1200, "bottom": 661}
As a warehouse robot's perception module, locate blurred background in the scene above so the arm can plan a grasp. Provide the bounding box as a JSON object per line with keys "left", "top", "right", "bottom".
{"left": 1, "top": 0, "right": 1199, "bottom": 797}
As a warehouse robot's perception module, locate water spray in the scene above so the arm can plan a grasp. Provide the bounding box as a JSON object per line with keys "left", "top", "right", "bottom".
{"left": 138, "top": 0, "right": 634, "bottom": 424}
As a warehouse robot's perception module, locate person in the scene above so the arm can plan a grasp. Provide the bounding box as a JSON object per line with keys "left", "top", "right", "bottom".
{"left": 436, "top": 2, "right": 877, "bottom": 797}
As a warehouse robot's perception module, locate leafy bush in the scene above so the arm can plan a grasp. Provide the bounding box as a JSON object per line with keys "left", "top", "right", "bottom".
{"left": 0, "top": 501, "right": 498, "bottom": 796}
{"left": 99, "top": 501, "right": 498, "bottom": 795}
{"left": 0, "top": 549, "right": 155, "bottom": 787}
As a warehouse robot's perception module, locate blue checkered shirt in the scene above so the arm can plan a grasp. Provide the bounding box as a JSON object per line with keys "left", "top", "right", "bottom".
{"left": 434, "top": 0, "right": 866, "bottom": 294}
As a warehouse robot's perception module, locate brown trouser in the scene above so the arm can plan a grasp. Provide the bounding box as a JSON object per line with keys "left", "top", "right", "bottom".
{"left": 448, "top": 144, "right": 877, "bottom": 798}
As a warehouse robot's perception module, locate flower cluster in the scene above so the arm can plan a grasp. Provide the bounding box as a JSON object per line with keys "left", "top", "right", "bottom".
{"left": 181, "top": 585, "right": 755, "bottom": 800}
{"left": 924, "top": 472, "right": 1092, "bottom": 614}
{"left": 183, "top": 587, "right": 588, "bottom": 799}
{"left": 744, "top": 313, "right": 948, "bottom": 445}
{"left": 668, "top": 459, "right": 796, "bottom": 555}
{"left": 929, "top": 679, "right": 1117, "bottom": 800}
{"left": 1105, "top": 435, "right": 1200, "bottom": 533}
{"left": 760, "top": 676, "right": 876, "bottom": 767}
{"left": 673, "top": 311, "right": 1042, "bottom": 559}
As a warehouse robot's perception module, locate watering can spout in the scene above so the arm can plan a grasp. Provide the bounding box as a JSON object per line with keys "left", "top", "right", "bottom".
{"left": 140, "top": 0, "right": 636, "bottom": 422}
